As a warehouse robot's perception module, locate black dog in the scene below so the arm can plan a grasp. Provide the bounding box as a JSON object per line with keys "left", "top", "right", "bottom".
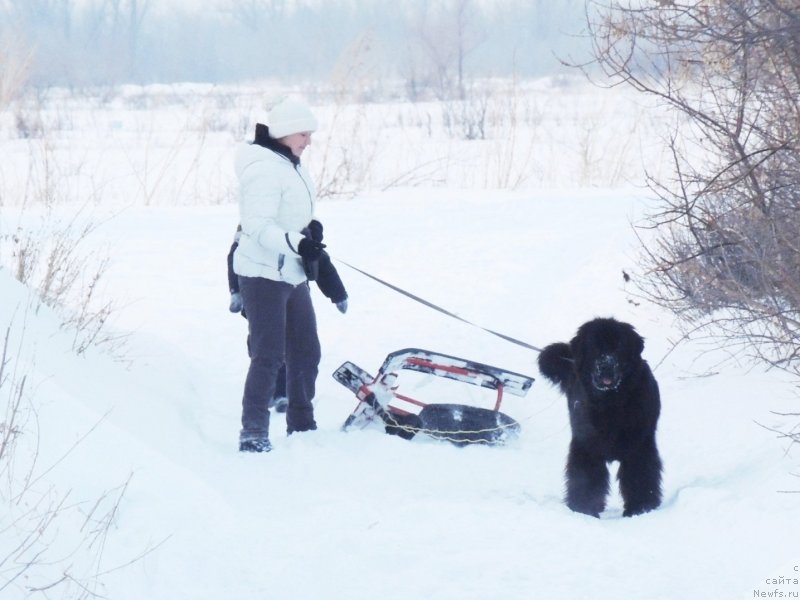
{"left": 538, "top": 318, "right": 662, "bottom": 517}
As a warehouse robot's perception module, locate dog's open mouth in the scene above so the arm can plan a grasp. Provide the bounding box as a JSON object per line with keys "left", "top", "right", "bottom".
{"left": 592, "top": 374, "right": 620, "bottom": 391}
{"left": 591, "top": 355, "right": 622, "bottom": 391}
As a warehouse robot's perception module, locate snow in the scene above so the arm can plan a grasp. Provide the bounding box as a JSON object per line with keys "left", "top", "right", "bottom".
{"left": 1, "top": 87, "right": 799, "bottom": 599}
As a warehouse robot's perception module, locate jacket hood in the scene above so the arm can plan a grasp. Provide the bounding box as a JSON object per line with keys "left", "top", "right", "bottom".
{"left": 234, "top": 142, "right": 288, "bottom": 180}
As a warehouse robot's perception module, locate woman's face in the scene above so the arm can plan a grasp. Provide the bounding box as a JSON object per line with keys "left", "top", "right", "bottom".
{"left": 280, "top": 131, "right": 313, "bottom": 158}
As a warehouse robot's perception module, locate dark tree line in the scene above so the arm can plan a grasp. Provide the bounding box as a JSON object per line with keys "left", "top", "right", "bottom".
{"left": 0, "top": 0, "right": 587, "bottom": 90}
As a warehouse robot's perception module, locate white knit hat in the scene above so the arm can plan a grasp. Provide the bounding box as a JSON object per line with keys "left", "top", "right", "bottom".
{"left": 266, "top": 96, "right": 318, "bottom": 138}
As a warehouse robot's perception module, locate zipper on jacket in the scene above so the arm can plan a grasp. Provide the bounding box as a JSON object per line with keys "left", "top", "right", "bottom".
{"left": 294, "top": 164, "right": 314, "bottom": 214}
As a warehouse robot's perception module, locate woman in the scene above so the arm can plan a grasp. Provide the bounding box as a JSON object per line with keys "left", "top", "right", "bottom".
{"left": 226, "top": 224, "right": 349, "bottom": 416}
{"left": 233, "top": 96, "right": 327, "bottom": 453}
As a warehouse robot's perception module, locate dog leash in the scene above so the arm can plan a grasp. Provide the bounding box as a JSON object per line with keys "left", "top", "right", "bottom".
{"left": 334, "top": 257, "right": 544, "bottom": 353}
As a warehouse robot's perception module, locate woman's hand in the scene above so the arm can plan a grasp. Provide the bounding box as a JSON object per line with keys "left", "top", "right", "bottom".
{"left": 307, "top": 219, "right": 323, "bottom": 242}
{"left": 298, "top": 238, "right": 326, "bottom": 261}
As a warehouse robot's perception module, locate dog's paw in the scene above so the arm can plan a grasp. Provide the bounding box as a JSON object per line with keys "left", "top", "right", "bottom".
{"left": 538, "top": 342, "right": 573, "bottom": 385}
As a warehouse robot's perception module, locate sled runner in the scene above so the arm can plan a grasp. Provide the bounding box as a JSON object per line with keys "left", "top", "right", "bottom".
{"left": 333, "top": 348, "right": 534, "bottom": 446}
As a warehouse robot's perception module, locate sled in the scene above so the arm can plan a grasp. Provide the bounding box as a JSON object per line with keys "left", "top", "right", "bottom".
{"left": 333, "top": 348, "right": 534, "bottom": 446}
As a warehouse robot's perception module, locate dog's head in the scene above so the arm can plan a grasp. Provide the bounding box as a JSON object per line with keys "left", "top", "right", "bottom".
{"left": 570, "top": 318, "right": 644, "bottom": 393}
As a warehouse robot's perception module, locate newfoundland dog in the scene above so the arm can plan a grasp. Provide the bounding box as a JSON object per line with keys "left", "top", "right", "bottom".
{"left": 538, "top": 318, "right": 662, "bottom": 517}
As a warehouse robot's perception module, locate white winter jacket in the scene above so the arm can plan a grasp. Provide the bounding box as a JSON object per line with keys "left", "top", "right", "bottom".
{"left": 232, "top": 142, "right": 316, "bottom": 284}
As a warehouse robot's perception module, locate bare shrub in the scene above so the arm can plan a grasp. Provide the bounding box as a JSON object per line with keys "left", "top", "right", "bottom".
{"left": 14, "top": 109, "right": 44, "bottom": 139}
{"left": 588, "top": 0, "right": 800, "bottom": 365}
{"left": 0, "top": 143, "right": 124, "bottom": 356}
{"left": 441, "top": 87, "right": 490, "bottom": 141}
{"left": 312, "top": 32, "right": 383, "bottom": 199}
{"left": 5, "top": 207, "right": 123, "bottom": 356}
{"left": 585, "top": 0, "right": 800, "bottom": 455}
{"left": 0, "top": 321, "right": 132, "bottom": 597}
{"left": 484, "top": 78, "right": 541, "bottom": 189}
{"left": 122, "top": 116, "right": 209, "bottom": 206}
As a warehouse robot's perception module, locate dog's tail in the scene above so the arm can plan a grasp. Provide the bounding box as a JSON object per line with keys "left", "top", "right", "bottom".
{"left": 537, "top": 342, "right": 574, "bottom": 391}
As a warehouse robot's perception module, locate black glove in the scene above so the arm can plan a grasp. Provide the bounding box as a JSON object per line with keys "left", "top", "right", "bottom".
{"left": 298, "top": 237, "right": 326, "bottom": 261}
{"left": 307, "top": 220, "right": 324, "bottom": 242}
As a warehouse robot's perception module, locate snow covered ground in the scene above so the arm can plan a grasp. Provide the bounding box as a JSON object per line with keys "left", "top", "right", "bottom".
{"left": 1, "top": 84, "right": 799, "bottom": 599}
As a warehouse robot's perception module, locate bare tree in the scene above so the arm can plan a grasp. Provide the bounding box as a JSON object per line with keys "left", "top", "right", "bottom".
{"left": 584, "top": 1, "right": 800, "bottom": 379}
{"left": 126, "top": 0, "right": 149, "bottom": 77}
{"left": 222, "top": 0, "right": 286, "bottom": 32}
{"left": 90, "top": 0, "right": 149, "bottom": 79}
{"left": 0, "top": 33, "right": 33, "bottom": 111}
{"left": 403, "top": 0, "right": 485, "bottom": 101}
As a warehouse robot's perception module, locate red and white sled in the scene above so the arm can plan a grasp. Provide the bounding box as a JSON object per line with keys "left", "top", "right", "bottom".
{"left": 333, "top": 348, "right": 534, "bottom": 446}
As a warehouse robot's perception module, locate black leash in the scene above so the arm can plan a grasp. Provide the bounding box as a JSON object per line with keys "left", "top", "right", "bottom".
{"left": 334, "top": 258, "right": 544, "bottom": 353}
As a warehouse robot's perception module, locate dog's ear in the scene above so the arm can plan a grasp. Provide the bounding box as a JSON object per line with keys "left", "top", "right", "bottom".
{"left": 538, "top": 342, "right": 574, "bottom": 387}
{"left": 568, "top": 333, "right": 583, "bottom": 363}
{"left": 625, "top": 323, "right": 645, "bottom": 357}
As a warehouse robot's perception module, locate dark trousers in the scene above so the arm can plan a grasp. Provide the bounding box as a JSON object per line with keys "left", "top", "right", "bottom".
{"left": 246, "top": 336, "right": 287, "bottom": 398}
{"left": 239, "top": 276, "right": 320, "bottom": 438}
